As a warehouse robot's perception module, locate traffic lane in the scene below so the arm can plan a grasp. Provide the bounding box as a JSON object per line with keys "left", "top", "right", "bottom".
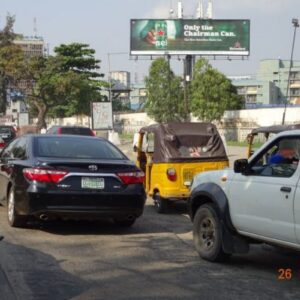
{"left": 0, "top": 257, "right": 17, "bottom": 300}
{"left": 0, "top": 201, "right": 299, "bottom": 300}
{"left": 0, "top": 239, "right": 86, "bottom": 300}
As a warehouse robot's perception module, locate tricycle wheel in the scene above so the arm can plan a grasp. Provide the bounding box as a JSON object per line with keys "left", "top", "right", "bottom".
{"left": 153, "top": 192, "right": 168, "bottom": 214}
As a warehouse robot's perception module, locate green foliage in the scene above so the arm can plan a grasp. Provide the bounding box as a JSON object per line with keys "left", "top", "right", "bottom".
{"left": 24, "top": 43, "right": 108, "bottom": 128}
{"left": 145, "top": 58, "right": 185, "bottom": 123}
{"left": 54, "top": 43, "right": 103, "bottom": 78}
{"left": 112, "top": 98, "right": 131, "bottom": 112}
{"left": 49, "top": 43, "right": 107, "bottom": 117}
{"left": 0, "top": 15, "right": 25, "bottom": 113}
{"left": 0, "top": 14, "right": 16, "bottom": 47}
{"left": 190, "top": 58, "right": 243, "bottom": 122}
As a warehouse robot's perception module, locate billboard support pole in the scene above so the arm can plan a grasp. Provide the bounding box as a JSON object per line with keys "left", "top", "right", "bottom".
{"left": 183, "top": 55, "right": 192, "bottom": 121}
{"left": 167, "top": 54, "right": 171, "bottom": 110}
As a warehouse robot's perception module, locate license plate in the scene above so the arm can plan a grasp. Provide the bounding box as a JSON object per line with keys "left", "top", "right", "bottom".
{"left": 81, "top": 177, "right": 104, "bottom": 189}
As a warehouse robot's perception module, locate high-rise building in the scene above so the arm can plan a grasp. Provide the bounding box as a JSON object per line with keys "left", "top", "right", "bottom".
{"left": 257, "top": 59, "right": 300, "bottom": 104}
{"left": 231, "top": 59, "right": 300, "bottom": 107}
{"left": 13, "top": 36, "right": 45, "bottom": 58}
{"left": 5, "top": 36, "right": 45, "bottom": 121}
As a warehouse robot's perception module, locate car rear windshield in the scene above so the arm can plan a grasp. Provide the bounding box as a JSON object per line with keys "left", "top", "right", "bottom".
{"left": 60, "top": 127, "right": 93, "bottom": 135}
{"left": 35, "top": 136, "right": 126, "bottom": 160}
{"left": 0, "top": 127, "right": 12, "bottom": 134}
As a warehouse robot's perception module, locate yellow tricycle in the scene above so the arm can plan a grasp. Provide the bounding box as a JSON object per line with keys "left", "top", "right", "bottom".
{"left": 135, "top": 122, "right": 229, "bottom": 213}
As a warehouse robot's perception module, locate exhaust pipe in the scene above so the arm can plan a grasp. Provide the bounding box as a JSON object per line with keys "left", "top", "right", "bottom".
{"left": 39, "top": 214, "right": 49, "bottom": 221}
{"left": 127, "top": 215, "right": 135, "bottom": 221}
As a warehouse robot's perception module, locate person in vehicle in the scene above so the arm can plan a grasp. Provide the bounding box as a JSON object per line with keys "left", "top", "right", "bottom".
{"left": 269, "top": 140, "right": 298, "bottom": 164}
{"left": 189, "top": 147, "right": 201, "bottom": 157}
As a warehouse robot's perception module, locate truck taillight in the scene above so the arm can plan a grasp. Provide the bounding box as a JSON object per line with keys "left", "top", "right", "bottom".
{"left": 167, "top": 168, "right": 177, "bottom": 181}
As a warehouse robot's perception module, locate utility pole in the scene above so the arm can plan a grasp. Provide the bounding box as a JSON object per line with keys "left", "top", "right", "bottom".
{"left": 282, "top": 18, "right": 299, "bottom": 125}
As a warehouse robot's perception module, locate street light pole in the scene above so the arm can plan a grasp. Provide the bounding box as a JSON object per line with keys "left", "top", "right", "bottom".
{"left": 282, "top": 18, "right": 299, "bottom": 125}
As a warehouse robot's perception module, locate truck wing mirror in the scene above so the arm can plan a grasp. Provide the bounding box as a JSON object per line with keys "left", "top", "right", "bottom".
{"left": 234, "top": 159, "right": 249, "bottom": 173}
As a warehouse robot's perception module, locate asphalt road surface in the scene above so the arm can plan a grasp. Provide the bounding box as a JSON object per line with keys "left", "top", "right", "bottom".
{"left": 0, "top": 146, "right": 300, "bottom": 300}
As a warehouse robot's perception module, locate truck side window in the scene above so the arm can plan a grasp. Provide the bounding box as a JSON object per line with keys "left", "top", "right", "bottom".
{"left": 251, "top": 137, "right": 299, "bottom": 178}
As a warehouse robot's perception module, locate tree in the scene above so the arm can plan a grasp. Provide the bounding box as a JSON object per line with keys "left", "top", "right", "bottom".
{"left": 0, "top": 14, "right": 16, "bottom": 46}
{"left": 190, "top": 58, "right": 242, "bottom": 122}
{"left": 0, "top": 15, "right": 24, "bottom": 113}
{"left": 49, "top": 43, "right": 108, "bottom": 117}
{"left": 145, "top": 58, "right": 185, "bottom": 123}
{"left": 24, "top": 43, "right": 108, "bottom": 130}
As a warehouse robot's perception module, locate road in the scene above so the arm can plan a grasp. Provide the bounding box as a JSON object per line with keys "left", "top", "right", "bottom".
{"left": 0, "top": 146, "right": 300, "bottom": 300}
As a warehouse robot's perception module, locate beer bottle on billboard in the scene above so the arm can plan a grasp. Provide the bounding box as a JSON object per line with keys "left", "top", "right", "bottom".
{"left": 155, "top": 21, "right": 168, "bottom": 49}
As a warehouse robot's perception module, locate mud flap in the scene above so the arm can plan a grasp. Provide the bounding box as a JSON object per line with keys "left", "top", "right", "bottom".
{"left": 221, "top": 222, "right": 249, "bottom": 254}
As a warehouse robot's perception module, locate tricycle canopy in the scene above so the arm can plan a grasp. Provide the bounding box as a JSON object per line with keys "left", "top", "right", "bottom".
{"left": 246, "top": 123, "right": 300, "bottom": 158}
{"left": 249, "top": 124, "right": 300, "bottom": 137}
{"left": 139, "top": 122, "right": 227, "bottom": 163}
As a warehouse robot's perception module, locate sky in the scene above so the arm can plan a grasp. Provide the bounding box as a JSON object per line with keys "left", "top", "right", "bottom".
{"left": 0, "top": 0, "right": 299, "bottom": 83}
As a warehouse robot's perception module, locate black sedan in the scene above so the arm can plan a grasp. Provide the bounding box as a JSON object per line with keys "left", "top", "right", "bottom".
{"left": 0, "top": 134, "right": 146, "bottom": 228}
{"left": 0, "top": 125, "right": 17, "bottom": 150}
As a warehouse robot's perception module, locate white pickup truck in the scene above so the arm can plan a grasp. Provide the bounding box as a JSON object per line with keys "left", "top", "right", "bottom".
{"left": 188, "top": 130, "right": 300, "bottom": 262}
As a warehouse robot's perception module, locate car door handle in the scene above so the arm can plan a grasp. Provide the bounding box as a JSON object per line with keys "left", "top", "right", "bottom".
{"left": 280, "top": 186, "right": 292, "bottom": 193}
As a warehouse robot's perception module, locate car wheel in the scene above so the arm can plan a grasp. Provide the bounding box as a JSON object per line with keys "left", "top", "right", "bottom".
{"left": 7, "top": 188, "right": 27, "bottom": 228}
{"left": 153, "top": 192, "right": 168, "bottom": 214}
{"left": 114, "top": 218, "right": 136, "bottom": 227}
{"left": 193, "top": 203, "right": 230, "bottom": 262}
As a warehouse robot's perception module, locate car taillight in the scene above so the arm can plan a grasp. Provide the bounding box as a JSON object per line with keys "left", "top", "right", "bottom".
{"left": 117, "top": 171, "right": 145, "bottom": 185}
{"left": 92, "top": 130, "right": 96, "bottom": 136}
{"left": 57, "top": 128, "right": 62, "bottom": 134}
{"left": 23, "top": 168, "right": 68, "bottom": 183}
{"left": 167, "top": 168, "right": 177, "bottom": 181}
{"left": 0, "top": 142, "right": 5, "bottom": 148}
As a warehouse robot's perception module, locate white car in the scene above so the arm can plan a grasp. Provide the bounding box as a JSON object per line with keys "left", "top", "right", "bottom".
{"left": 188, "top": 130, "right": 300, "bottom": 262}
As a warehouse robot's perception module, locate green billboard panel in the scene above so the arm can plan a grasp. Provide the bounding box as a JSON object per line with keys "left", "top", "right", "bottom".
{"left": 130, "top": 19, "right": 250, "bottom": 56}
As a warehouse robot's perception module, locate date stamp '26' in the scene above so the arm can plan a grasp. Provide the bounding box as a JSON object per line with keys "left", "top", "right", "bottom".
{"left": 278, "top": 268, "right": 296, "bottom": 280}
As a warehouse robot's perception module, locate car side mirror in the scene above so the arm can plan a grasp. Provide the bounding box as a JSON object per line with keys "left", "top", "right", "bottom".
{"left": 234, "top": 159, "right": 249, "bottom": 173}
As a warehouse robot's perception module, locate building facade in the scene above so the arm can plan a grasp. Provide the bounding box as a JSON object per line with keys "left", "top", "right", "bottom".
{"left": 109, "top": 71, "right": 131, "bottom": 109}
{"left": 13, "top": 36, "right": 44, "bottom": 58}
{"left": 5, "top": 36, "right": 45, "bottom": 122}
{"left": 231, "top": 59, "right": 300, "bottom": 107}
{"left": 129, "top": 84, "right": 147, "bottom": 111}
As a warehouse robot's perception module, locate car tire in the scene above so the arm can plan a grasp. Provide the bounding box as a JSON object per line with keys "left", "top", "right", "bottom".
{"left": 114, "top": 218, "right": 136, "bottom": 227}
{"left": 7, "top": 188, "right": 27, "bottom": 228}
{"left": 153, "top": 192, "right": 168, "bottom": 214}
{"left": 193, "top": 203, "right": 230, "bottom": 262}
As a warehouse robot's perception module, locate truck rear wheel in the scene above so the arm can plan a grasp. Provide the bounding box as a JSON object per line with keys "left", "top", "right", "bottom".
{"left": 193, "top": 203, "right": 230, "bottom": 262}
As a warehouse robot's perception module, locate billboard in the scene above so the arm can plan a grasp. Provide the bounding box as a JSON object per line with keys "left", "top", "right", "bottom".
{"left": 130, "top": 19, "right": 250, "bottom": 56}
